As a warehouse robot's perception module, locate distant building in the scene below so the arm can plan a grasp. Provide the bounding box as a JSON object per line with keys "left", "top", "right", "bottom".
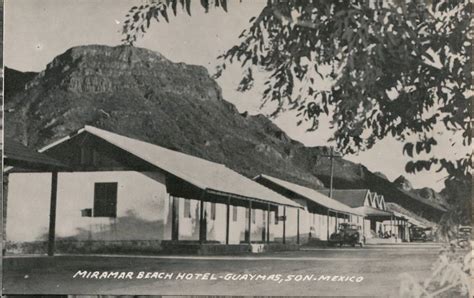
{"left": 318, "top": 189, "right": 410, "bottom": 242}
{"left": 254, "top": 175, "right": 366, "bottom": 242}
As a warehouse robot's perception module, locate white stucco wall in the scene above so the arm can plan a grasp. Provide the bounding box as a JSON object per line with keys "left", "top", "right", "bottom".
{"left": 6, "top": 171, "right": 172, "bottom": 242}
{"left": 7, "top": 171, "right": 356, "bottom": 246}
{"left": 178, "top": 198, "right": 200, "bottom": 241}
{"left": 6, "top": 173, "right": 52, "bottom": 242}
{"left": 6, "top": 171, "right": 289, "bottom": 245}
{"left": 364, "top": 219, "right": 371, "bottom": 238}
{"left": 307, "top": 213, "right": 329, "bottom": 241}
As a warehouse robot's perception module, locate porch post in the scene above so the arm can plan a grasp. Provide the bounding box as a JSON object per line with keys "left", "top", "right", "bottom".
{"left": 199, "top": 200, "right": 206, "bottom": 243}
{"left": 226, "top": 197, "right": 230, "bottom": 245}
{"left": 283, "top": 206, "right": 286, "bottom": 244}
{"left": 297, "top": 208, "right": 300, "bottom": 245}
{"left": 390, "top": 215, "right": 393, "bottom": 236}
{"left": 362, "top": 216, "right": 365, "bottom": 239}
{"left": 47, "top": 171, "right": 58, "bottom": 256}
{"left": 171, "top": 196, "right": 179, "bottom": 241}
{"left": 406, "top": 220, "right": 409, "bottom": 242}
{"left": 247, "top": 201, "right": 252, "bottom": 244}
{"left": 266, "top": 203, "right": 270, "bottom": 243}
{"left": 327, "top": 209, "right": 330, "bottom": 241}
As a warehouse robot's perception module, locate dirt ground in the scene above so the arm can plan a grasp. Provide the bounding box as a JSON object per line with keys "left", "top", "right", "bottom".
{"left": 2, "top": 243, "right": 443, "bottom": 296}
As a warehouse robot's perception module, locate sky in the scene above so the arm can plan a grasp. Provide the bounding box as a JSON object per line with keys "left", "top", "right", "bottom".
{"left": 4, "top": 0, "right": 467, "bottom": 191}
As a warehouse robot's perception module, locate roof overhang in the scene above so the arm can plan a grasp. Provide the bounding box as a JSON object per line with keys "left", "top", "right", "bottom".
{"left": 4, "top": 138, "right": 70, "bottom": 172}
{"left": 354, "top": 206, "right": 396, "bottom": 220}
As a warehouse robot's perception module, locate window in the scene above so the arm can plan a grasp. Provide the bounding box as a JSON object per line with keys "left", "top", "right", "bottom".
{"left": 93, "top": 182, "right": 118, "bottom": 217}
{"left": 232, "top": 206, "right": 238, "bottom": 222}
{"left": 184, "top": 199, "right": 191, "bottom": 218}
{"left": 210, "top": 202, "right": 216, "bottom": 220}
{"left": 274, "top": 208, "right": 279, "bottom": 225}
{"left": 252, "top": 209, "right": 256, "bottom": 224}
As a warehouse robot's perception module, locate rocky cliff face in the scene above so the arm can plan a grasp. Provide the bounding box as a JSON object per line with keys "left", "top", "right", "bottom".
{"left": 393, "top": 175, "right": 414, "bottom": 191}
{"left": 393, "top": 175, "right": 448, "bottom": 208}
{"left": 4, "top": 44, "right": 447, "bottom": 213}
{"left": 5, "top": 45, "right": 326, "bottom": 189}
{"left": 4, "top": 67, "right": 38, "bottom": 103}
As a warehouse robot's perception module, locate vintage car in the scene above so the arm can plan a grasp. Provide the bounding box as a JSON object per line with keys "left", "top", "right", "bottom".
{"left": 329, "top": 223, "right": 365, "bottom": 247}
{"left": 409, "top": 227, "right": 429, "bottom": 242}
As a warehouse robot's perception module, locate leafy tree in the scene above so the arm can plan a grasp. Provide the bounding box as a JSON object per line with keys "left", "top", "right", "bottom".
{"left": 122, "top": 0, "right": 471, "bottom": 226}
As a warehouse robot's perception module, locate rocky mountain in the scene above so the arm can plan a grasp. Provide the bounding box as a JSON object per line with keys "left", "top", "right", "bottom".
{"left": 4, "top": 67, "right": 38, "bottom": 103}
{"left": 4, "top": 44, "right": 447, "bottom": 218}
{"left": 393, "top": 175, "right": 448, "bottom": 208}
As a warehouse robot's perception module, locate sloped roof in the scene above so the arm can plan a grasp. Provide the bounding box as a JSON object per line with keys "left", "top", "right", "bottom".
{"left": 386, "top": 202, "right": 436, "bottom": 228}
{"left": 317, "top": 189, "right": 369, "bottom": 208}
{"left": 41, "top": 126, "right": 301, "bottom": 208}
{"left": 354, "top": 206, "right": 394, "bottom": 219}
{"left": 4, "top": 138, "right": 67, "bottom": 170}
{"left": 255, "top": 174, "right": 363, "bottom": 216}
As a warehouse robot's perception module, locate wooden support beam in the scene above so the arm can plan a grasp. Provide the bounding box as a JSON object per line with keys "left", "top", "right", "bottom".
{"left": 390, "top": 215, "right": 393, "bottom": 236}
{"left": 199, "top": 200, "right": 206, "bottom": 243}
{"left": 266, "top": 204, "right": 270, "bottom": 243}
{"left": 47, "top": 171, "right": 58, "bottom": 256}
{"left": 226, "top": 197, "right": 230, "bottom": 245}
{"left": 247, "top": 201, "right": 252, "bottom": 244}
{"left": 327, "top": 209, "right": 330, "bottom": 241}
{"left": 362, "top": 216, "right": 365, "bottom": 239}
{"left": 171, "top": 196, "right": 179, "bottom": 241}
{"left": 297, "top": 208, "right": 300, "bottom": 245}
{"left": 283, "top": 206, "right": 286, "bottom": 244}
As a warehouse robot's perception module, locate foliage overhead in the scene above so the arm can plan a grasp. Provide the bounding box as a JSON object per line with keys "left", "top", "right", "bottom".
{"left": 123, "top": 0, "right": 472, "bottom": 224}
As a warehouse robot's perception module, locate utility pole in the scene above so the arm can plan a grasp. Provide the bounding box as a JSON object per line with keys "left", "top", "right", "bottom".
{"left": 320, "top": 146, "right": 342, "bottom": 198}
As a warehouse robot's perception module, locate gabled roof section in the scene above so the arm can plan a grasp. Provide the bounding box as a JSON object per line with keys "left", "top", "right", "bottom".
{"left": 378, "top": 195, "right": 386, "bottom": 210}
{"left": 41, "top": 126, "right": 301, "bottom": 208}
{"left": 371, "top": 192, "right": 380, "bottom": 209}
{"left": 317, "top": 189, "right": 370, "bottom": 208}
{"left": 255, "top": 174, "right": 363, "bottom": 216}
{"left": 4, "top": 138, "right": 68, "bottom": 171}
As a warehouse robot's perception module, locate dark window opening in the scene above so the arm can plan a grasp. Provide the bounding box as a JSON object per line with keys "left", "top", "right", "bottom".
{"left": 93, "top": 182, "right": 117, "bottom": 217}
{"left": 252, "top": 209, "right": 256, "bottom": 224}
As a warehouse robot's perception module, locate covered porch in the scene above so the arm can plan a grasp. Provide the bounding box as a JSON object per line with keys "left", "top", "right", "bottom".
{"left": 354, "top": 206, "right": 409, "bottom": 242}
{"left": 254, "top": 174, "right": 365, "bottom": 243}
{"left": 3, "top": 138, "right": 70, "bottom": 256}
{"left": 5, "top": 126, "right": 303, "bottom": 255}
{"left": 163, "top": 174, "right": 303, "bottom": 251}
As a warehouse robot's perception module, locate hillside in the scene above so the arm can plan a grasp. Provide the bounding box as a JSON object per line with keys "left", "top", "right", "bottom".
{"left": 4, "top": 67, "right": 38, "bottom": 103}
{"left": 4, "top": 44, "right": 447, "bottom": 218}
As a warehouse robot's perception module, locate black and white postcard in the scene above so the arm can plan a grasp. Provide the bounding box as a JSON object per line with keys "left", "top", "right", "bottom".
{"left": 2, "top": 0, "right": 472, "bottom": 296}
